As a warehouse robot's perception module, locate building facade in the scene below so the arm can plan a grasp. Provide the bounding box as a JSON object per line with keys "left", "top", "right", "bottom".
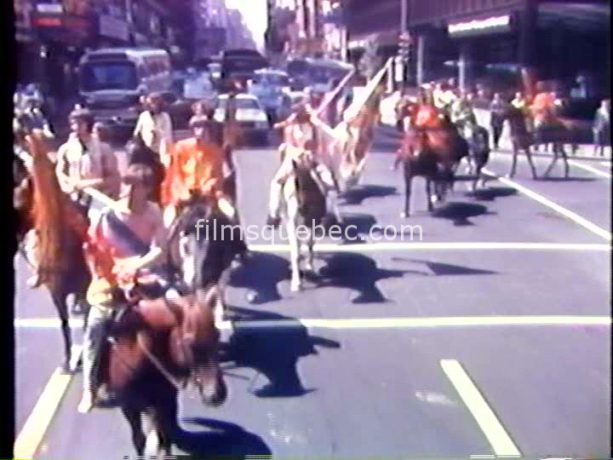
{"left": 15, "top": 0, "right": 189, "bottom": 97}
{"left": 345, "top": 0, "right": 610, "bottom": 96}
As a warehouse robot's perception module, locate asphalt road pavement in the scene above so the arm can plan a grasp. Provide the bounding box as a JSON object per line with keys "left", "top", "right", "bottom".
{"left": 15, "top": 125, "right": 611, "bottom": 459}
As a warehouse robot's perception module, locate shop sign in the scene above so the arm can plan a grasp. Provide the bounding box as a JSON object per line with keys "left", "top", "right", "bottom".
{"left": 36, "top": 3, "right": 63, "bottom": 14}
{"left": 33, "top": 15, "right": 62, "bottom": 27}
{"left": 448, "top": 14, "right": 511, "bottom": 37}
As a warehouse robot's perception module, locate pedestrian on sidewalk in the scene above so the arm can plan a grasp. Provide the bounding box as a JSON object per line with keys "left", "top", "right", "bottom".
{"left": 489, "top": 93, "right": 508, "bottom": 150}
{"left": 593, "top": 98, "right": 610, "bottom": 156}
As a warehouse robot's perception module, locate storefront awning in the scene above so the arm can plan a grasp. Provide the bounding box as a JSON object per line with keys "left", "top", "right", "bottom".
{"left": 539, "top": 2, "right": 610, "bottom": 31}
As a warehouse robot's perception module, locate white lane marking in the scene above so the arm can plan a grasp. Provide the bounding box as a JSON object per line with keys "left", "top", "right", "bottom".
{"left": 16, "top": 315, "right": 612, "bottom": 330}
{"left": 567, "top": 159, "right": 612, "bottom": 179}
{"left": 483, "top": 169, "right": 612, "bottom": 241}
{"left": 441, "top": 359, "right": 521, "bottom": 457}
{"left": 14, "top": 345, "right": 82, "bottom": 459}
{"left": 247, "top": 242, "right": 611, "bottom": 253}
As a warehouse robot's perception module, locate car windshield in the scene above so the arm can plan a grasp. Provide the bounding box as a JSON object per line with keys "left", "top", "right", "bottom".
{"left": 218, "top": 97, "right": 260, "bottom": 110}
{"left": 253, "top": 74, "right": 289, "bottom": 86}
{"left": 79, "top": 62, "right": 138, "bottom": 91}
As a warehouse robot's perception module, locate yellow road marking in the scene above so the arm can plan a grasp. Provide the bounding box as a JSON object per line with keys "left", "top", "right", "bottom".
{"left": 14, "top": 345, "right": 82, "bottom": 459}
{"left": 441, "top": 359, "right": 521, "bottom": 457}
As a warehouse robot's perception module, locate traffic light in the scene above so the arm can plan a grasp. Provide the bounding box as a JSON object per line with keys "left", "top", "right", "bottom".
{"left": 398, "top": 31, "right": 411, "bottom": 59}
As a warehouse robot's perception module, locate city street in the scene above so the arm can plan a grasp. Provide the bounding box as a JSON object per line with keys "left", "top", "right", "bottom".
{"left": 15, "top": 126, "right": 611, "bottom": 459}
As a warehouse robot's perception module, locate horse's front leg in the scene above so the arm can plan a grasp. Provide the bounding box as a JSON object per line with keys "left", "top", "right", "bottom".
{"left": 51, "top": 291, "right": 72, "bottom": 373}
{"left": 464, "top": 154, "right": 474, "bottom": 175}
{"left": 151, "top": 393, "right": 179, "bottom": 458}
{"left": 286, "top": 205, "right": 302, "bottom": 292}
{"left": 558, "top": 144, "right": 570, "bottom": 178}
{"left": 543, "top": 149, "right": 558, "bottom": 177}
{"left": 304, "top": 230, "right": 315, "bottom": 274}
{"left": 401, "top": 162, "right": 412, "bottom": 218}
{"left": 122, "top": 405, "right": 146, "bottom": 456}
{"left": 509, "top": 144, "right": 519, "bottom": 178}
{"left": 524, "top": 145, "right": 538, "bottom": 179}
{"left": 426, "top": 178, "right": 434, "bottom": 212}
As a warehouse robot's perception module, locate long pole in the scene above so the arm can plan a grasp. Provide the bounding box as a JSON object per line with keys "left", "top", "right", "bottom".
{"left": 400, "top": 0, "right": 408, "bottom": 89}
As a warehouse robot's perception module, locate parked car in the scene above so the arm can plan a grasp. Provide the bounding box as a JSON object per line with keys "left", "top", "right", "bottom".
{"left": 213, "top": 93, "right": 270, "bottom": 145}
{"left": 247, "top": 69, "right": 291, "bottom": 124}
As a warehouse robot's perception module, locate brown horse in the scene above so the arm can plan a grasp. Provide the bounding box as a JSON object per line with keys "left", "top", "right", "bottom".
{"left": 398, "top": 121, "right": 469, "bottom": 218}
{"left": 505, "top": 106, "right": 538, "bottom": 179}
{"left": 22, "top": 132, "right": 91, "bottom": 372}
{"left": 98, "top": 285, "right": 227, "bottom": 456}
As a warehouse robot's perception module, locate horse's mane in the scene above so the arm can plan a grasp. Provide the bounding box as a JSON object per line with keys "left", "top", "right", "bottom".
{"left": 27, "top": 134, "right": 74, "bottom": 281}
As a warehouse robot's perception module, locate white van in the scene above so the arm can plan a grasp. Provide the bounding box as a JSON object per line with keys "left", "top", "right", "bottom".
{"left": 78, "top": 47, "right": 172, "bottom": 124}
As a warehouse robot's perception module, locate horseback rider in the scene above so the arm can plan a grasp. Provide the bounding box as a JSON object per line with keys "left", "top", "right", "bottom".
{"left": 415, "top": 90, "right": 445, "bottom": 131}
{"left": 78, "top": 162, "right": 171, "bottom": 413}
{"left": 56, "top": 107, "right": 120, "bottom": 210}
{"left": 531, "top": 84, "right": 562, "bottom": 129}
{"left": 133, "top": 92, "right": 174, "bottom": 168}
{"left": 511, "top": 91, "right": 532, "bottom": 132}
{"left": 450, "top": 90, "right": 477, "bottom": 138}
{"left": 16, "top": 96, "right": 54, "bottom": 140}
{"left": 162, "top": 114, "right": 237, "bottom": 226}
{"left": 266, "top": 102, "right": 337, "bottom": 227}
{"left": 40, "top": 107, "right": 120, "bottom": 291}
{"left": 531, "top": 84, "right": 563, "bottom": 150}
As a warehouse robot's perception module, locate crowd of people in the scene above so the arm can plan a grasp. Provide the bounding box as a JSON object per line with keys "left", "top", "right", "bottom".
{"left": 13, "top": 77, "right": 374, "bottom": 414}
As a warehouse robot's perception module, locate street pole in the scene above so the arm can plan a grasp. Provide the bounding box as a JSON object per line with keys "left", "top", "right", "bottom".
{"left": 400, "top": 0, "right": 408, "bottom": 90}
{"left": 125, "top": 0, "right": 134, "bottom": 44}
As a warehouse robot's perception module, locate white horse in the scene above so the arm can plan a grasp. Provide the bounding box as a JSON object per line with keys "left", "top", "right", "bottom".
{"left": 280, "top": 151, "right": 327, "bottom": 292}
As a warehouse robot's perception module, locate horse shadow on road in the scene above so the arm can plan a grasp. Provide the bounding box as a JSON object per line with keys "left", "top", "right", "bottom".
{"left": 173, "top": 417, "right": 272, "bottom": 458}
{"left": 337, "top": 213, "right": 377, "bottom": 241}
{"left": 431, "top": 201, "right": 495, "bottom": 226}
{"left": 228, "top": 252, "right": 290, "bottom": 304}
{"left": 390, "top": 257, "right": 498, "bottom": 277}
{"left": 465, "top": 186, "right": 517, "bottom": 202}
{"left": 340, "top": 185, "right": 397, "bottom": 205}
{"left": 221, "top": 306, "right": 341, "bottom": 398}
{"left": 313, "top": 252, "right": 407, "bottom": 303}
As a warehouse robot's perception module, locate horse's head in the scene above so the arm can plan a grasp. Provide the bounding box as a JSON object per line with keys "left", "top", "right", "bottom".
{"left": 181, "top": 287, "right": 227, "bottom": 407}
{"left": 167, "top": 195, "right": 240, "bottom": 291}
{"left": 167, "top": 197, "right": 215, "bottom": 289}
